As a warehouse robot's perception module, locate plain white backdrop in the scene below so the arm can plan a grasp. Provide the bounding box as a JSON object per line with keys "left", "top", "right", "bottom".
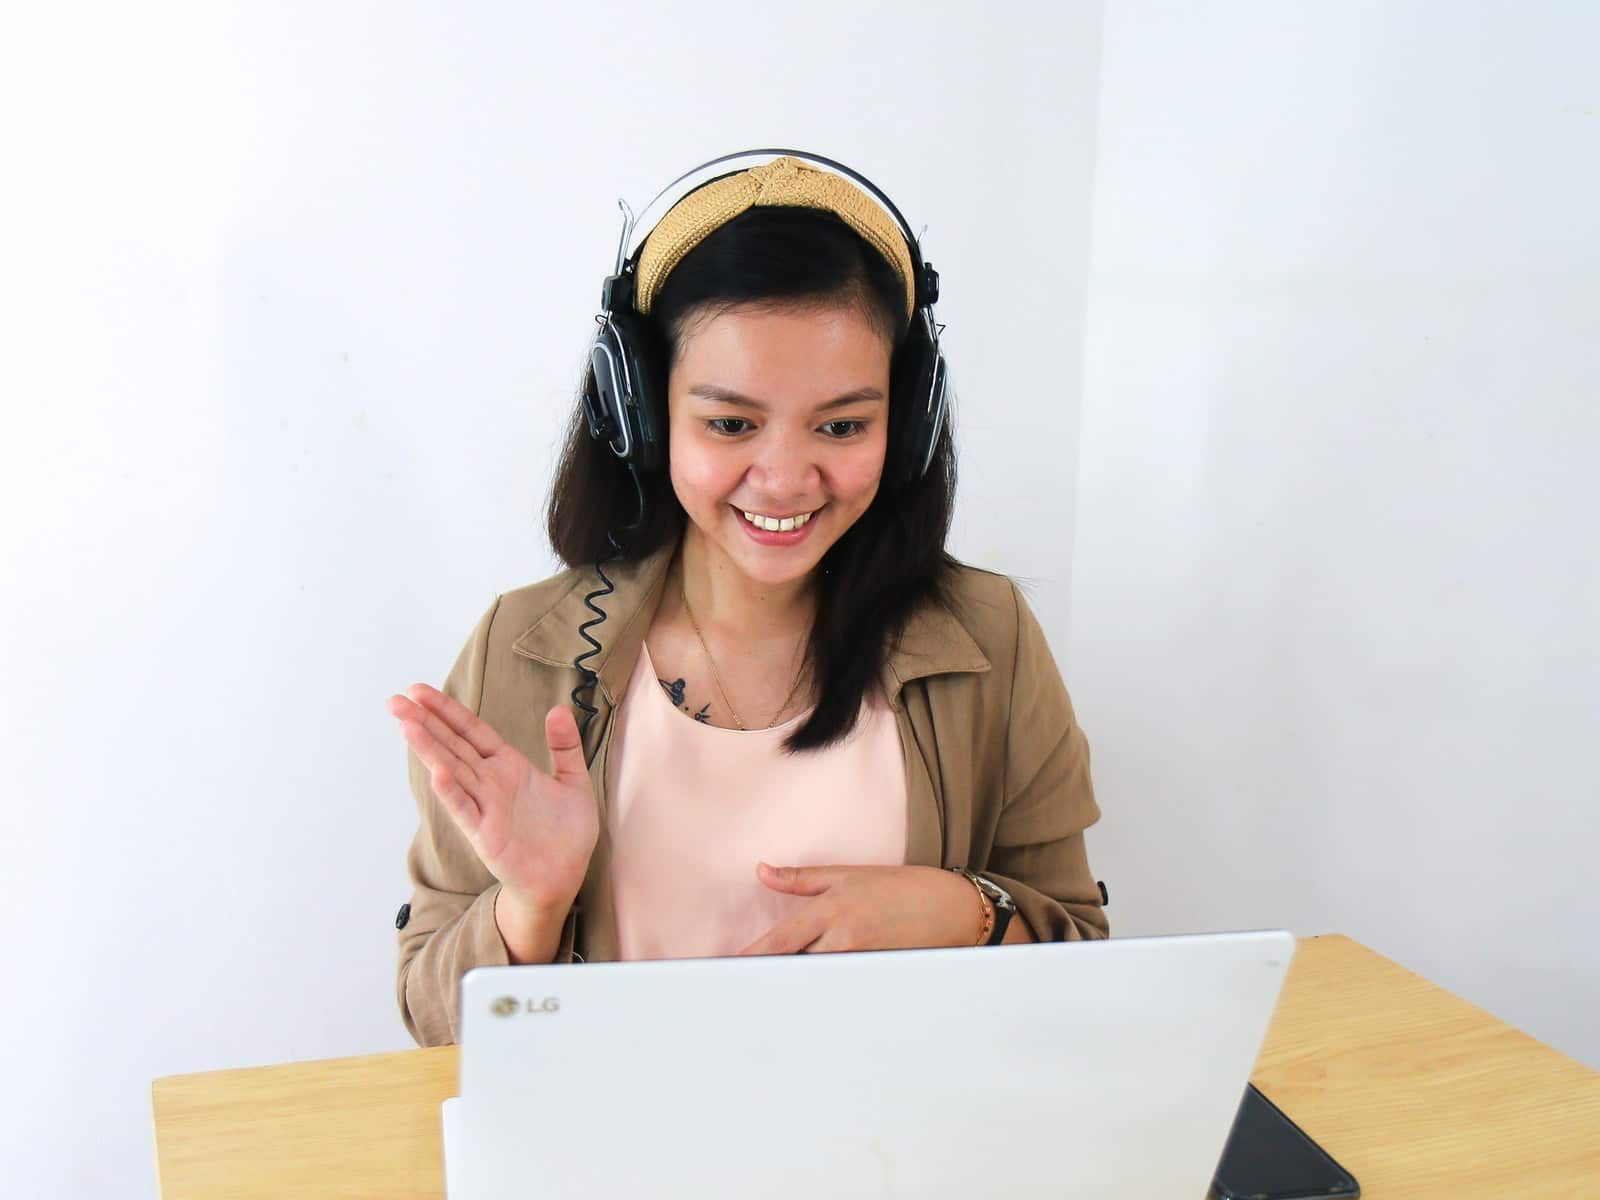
{"left": 1073, "top": 0, "right": 1599, "bottom": 1074}
{"left": 0, "top": 3, "right": 1592, "bottom": 1197}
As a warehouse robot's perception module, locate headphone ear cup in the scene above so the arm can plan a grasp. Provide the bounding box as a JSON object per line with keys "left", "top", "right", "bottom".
{"left": 589, "top": 307, "right": 668, "bottom": 471}
{"left": 585, "top": 320, "right": 626, "bottom": 449}
{"left": 888, "top": 315, "right": 945, "bottom": 485}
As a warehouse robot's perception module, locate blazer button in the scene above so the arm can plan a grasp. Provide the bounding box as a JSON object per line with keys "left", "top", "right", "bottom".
{"left": 395, "top": 903, "right": 411, "bottom": 930}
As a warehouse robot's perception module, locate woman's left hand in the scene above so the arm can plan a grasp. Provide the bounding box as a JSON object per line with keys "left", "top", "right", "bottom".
{"left": 735, "top": 862, "right": 990, "bottom": 955}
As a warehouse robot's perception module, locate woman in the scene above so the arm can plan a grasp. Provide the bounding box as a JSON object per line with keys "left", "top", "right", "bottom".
{"left": 389, "top": 153, "right": 1107, "bottom": 1048}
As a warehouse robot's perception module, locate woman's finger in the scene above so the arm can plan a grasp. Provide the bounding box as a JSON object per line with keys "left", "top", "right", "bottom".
{"left": 801, "top": 926, "right": 850, "bottom": 954}
{"left": 429, "top": 761, "right": 482, "bottom": 832}
{"left": 405, "top": 683, "right": 506, "bottom": 758}
{"left": 404, "top": 700, "right": 484, "bottom": 786}
{"left": 755, "top": 861, "right": 835, "bottom": 897}
{"left": 737, "top": 909, "right": 827, "bottom": 957}
{"left": 544, "top": 706, "right": 589, "bottom": 787}
{"left": 396, "top": 716, "right": 483, "bottom": 803}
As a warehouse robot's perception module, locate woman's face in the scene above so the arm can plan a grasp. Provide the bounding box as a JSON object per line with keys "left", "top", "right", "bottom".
{"left": 666, "top": 302, "right": 891, "bottom": 592}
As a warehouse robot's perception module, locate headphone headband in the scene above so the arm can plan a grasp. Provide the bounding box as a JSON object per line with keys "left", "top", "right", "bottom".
{"left": 638, "top": 158, "right": 918, "bottom": 319}
{"left": 615, "top": 148, "right": 928, "bottom": 277}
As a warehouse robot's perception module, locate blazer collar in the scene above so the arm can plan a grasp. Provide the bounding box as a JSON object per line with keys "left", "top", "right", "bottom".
{"left": 510, "top": 540, "right": 991, "bottom": 709}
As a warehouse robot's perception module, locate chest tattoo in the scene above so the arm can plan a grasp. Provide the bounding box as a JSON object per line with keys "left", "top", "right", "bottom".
{"left": 657, "top": 676, "right": 712, "bottom": 723}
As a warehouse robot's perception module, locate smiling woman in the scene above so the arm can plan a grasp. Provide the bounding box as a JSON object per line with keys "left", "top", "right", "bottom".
{"left": 389, "top": 152, "right": 1108, "bottom": 1047}
{"left": 548, "top": 183, "right": 956, "bottom": 754}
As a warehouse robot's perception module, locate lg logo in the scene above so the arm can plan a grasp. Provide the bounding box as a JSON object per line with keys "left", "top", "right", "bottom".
{"left": 491, "top": 996, "right": 560, "bottom": 1017}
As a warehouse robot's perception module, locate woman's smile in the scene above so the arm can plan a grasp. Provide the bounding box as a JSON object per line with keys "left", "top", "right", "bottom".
{"left": 732, "top": 503, "right": 824, "bottom": 546}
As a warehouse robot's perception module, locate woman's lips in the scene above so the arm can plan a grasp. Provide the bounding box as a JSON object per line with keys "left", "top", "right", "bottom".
{"left": 731, "top": 504, "right": 822, "bottom": 546}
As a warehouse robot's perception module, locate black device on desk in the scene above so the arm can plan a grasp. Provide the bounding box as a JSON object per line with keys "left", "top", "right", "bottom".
{"left": 1210, "top": 1084, "right": 1361, "bottom": 1199}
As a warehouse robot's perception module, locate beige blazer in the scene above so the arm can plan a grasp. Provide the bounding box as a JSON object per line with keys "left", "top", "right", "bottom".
{"left": 397, "top": 540, "right": 1108, "bottom": 1046}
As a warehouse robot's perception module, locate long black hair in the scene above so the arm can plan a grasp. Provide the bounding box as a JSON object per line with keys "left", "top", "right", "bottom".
{"left": 546, "top": 205, "right": 960, "bottom": 752}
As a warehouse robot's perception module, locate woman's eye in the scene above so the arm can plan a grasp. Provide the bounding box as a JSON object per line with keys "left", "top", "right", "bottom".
{"left": 705, "top": 417, "right": 865, "bottom": 438}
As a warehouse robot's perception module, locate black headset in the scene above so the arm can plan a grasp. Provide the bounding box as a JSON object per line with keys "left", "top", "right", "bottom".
{"left": 581, "top": 148, "right": 952, "bottom": 487}
{"left": 569, "top": 150, "right": 953, "bottom": 736}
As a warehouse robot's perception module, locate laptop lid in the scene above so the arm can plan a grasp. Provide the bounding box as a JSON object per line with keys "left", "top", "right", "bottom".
{"left": 454, "top": 930, "right": 1294, "bottom": 1198}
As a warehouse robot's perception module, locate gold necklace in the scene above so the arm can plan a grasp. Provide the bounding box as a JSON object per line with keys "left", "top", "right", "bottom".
{"left": 680, "top": 581, "right": 808, "bottom": 731}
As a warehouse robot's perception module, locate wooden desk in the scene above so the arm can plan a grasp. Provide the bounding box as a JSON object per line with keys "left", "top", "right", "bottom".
{"left": 151, "top": 935, "right": 1600, "bottom": 1197}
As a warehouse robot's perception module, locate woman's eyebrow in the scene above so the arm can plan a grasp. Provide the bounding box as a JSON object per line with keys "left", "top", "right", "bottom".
{"left": 686, "top": 384, "right": 886, "bottom": 412}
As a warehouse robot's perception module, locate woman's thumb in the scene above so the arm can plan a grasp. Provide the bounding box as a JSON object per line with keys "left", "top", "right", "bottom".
{"left": 544, "top": 705, "right": 589, "bottom": 785}
{"left": 756, "top": 862, "right": 833, "bottom": 896}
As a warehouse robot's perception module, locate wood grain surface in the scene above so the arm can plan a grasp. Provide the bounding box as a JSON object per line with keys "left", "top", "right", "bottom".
{"left": 1251, "top": 935, "right": 1598, "bottom": 1198}
{"left": 151, "top": 935, "right": 1599, "bottom": 1197}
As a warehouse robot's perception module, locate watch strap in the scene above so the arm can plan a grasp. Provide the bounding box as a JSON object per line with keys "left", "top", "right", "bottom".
{"left": 985, "top": 892, "right": 1013, "bottom": 945}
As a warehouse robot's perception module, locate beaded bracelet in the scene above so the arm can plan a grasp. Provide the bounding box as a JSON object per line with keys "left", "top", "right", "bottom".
{"left": 957, "top": 871, "right": 995, "bottom": 945}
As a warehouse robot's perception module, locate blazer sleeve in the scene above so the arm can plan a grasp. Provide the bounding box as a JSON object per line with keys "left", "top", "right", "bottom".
{"left": 395, "top": 597, "right": 578, "bottom": 1047}
{"left": 981, "top": 581, "right": 1110, "bottom": 943}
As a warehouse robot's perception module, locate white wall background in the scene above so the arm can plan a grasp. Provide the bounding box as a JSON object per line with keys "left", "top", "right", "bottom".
{"left": 4, "top": 3, "right": 1595, "bottom": 1197}
{"left": 0, "top": 3, "right": 1101, "bottom": 1196}
{"left": 1073, "top": 0, "right": 1599, "bottom": 1074}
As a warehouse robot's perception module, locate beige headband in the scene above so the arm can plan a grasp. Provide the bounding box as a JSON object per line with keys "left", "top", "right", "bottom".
{"left": 633, "top": 156, "right": 917, "bottom": 322}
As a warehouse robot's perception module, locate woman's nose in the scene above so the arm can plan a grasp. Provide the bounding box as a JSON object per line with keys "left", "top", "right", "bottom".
{"left": 748, "top": 429, "right": 822, "bottom": 495}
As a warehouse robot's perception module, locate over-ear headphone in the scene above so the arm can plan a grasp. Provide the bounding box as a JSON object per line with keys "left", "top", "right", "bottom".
{"left": 582, "top": 148, "right": 951, "bottom": 487}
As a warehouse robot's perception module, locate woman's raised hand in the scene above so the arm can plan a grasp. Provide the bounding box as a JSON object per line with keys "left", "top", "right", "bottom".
{"left": 388, "top": 685, "right": 598, "bottom": 913}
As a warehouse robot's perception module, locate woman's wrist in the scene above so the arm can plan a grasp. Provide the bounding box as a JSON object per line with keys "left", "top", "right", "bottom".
{"left": 495, "top": 884, "right": 576, "bottom": 965}
{"left": 934, "top": 866, "right": 990, "bottom": 947}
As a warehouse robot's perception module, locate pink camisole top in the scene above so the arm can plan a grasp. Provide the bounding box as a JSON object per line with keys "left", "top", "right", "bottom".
{"left": 603, "top": 640, "right": 908, "bottom": 960}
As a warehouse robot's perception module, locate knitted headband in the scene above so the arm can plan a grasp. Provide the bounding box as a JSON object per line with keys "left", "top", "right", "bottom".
{"left": 632, "top": 156, "right": 917, "bottom": 322}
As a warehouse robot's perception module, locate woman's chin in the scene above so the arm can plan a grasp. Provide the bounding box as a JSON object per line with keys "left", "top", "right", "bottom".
{"left": 721, "top": 510, "right": 829, "bottom": 585}
{"left": 729, "top": 545, "right": 823, "bottom": 588}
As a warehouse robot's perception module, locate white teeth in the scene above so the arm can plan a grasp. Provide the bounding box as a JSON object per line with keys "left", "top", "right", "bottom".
{"left": 740, "top": 509, "right": 813, "bottom": 532}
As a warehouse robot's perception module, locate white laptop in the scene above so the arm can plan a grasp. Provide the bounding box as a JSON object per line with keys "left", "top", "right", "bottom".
{"left": 442, "top": 930, "right": 1295, "bottom": 1198}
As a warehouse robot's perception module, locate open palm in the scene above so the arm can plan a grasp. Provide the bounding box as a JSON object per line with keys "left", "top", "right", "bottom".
{"left": 388, "top": 683, "right": 598, "bottom": 908}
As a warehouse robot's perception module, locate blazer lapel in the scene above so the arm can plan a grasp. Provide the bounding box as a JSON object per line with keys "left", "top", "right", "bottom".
{"left": 510, "top": 544, "right": 675, "bottom": 964}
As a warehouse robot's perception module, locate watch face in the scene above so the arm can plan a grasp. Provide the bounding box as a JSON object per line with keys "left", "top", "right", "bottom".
{"left": 976, "top": 875, "right": 1015, "bottom": 909}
